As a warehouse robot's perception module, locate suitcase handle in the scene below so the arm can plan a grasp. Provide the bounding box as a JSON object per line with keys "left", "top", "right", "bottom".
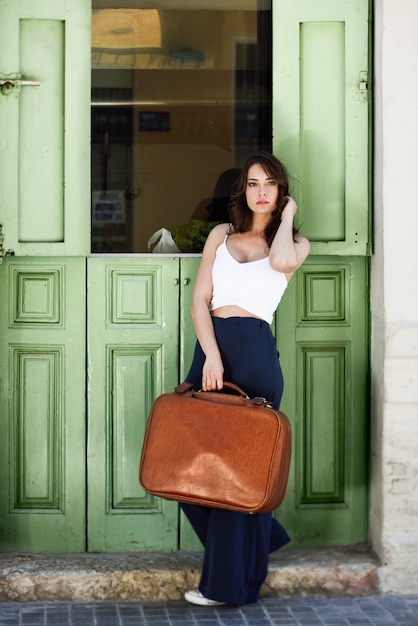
{"left": 219, "top": 381, "right": 248, "bottom": 397}
{"left": 175, "top": 381, "right": 273, "bottom": 407}
{"left": 175, "top": 380, "right": 247, "bottom": 397}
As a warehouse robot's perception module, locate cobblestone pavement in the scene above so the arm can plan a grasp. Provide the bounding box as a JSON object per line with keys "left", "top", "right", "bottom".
{"left": 0, "top": 596, "right": 418, "bottom": 626}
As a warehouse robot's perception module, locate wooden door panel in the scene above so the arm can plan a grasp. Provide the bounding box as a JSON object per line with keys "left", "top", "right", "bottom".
{"left": 0, "top": 0, "right": 90, "bottom": 256}
{"left": 0, "top": 257, "right": 86, "bottom": 551}
{"left": 87, "top": 257, "right": 180, "bottom": 552}
{"left": 273, "top": 0, "right": 370, "bottom": 255}
{"left": 277, "top": 257, "right": 369, "bottom": 545}
{"left": 18, "top": 18, "right": 64, "bottom": 242}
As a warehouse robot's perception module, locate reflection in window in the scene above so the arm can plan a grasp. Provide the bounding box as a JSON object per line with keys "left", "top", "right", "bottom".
{"left": 91, "top": 1, "right": 272, "bottom": 253}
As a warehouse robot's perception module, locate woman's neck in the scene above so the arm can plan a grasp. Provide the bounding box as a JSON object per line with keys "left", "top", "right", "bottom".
{"left": 247, "top": 214, "right": 270, "bottom": 236}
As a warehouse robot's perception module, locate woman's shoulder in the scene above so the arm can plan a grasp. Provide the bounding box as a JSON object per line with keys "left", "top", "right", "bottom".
{"left": 200, "top": 222, "right": 230, "bottom": 260}
{"left": 212, "top": 222, "right": 231, "bottom": 236}
{"left": 206, "top": 222, "right": 230, "bottom": 244}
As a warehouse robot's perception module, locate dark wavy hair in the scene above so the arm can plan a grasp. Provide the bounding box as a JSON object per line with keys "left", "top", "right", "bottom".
{"left": 229, "top": 151, "right": 298, "bottom": 247}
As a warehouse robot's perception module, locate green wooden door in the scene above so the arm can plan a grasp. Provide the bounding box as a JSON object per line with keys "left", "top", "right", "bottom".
{"left": 272, "top": 0, "right": 371, "bottom": 545}
{"left": 0, "top": 0, "right": 370, "bottom": 553}
{"left": 87, "top": 256, "right": 200, "bottom": 552}
{"left": 276, "top": 257, "right": 369, "bottom": 545}
{"left": 0, "top": 0, "right": 90, "bottom": 551}
{"left": 0, "top": 257, "right": 87, "bottom": 551}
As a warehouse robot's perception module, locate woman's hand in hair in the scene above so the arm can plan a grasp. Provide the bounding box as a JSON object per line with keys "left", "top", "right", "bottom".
{"left": 280, "top": 196, "right": 298, "bottom": 223}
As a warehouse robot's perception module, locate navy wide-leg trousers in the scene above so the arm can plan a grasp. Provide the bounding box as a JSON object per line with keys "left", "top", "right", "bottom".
{"left": 181, "top": 317, "right": 290, "bottom": 605}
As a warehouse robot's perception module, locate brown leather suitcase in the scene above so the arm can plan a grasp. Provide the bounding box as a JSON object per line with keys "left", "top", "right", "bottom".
{"left": 139, "top": 381, "right": 292, "bottom": 513}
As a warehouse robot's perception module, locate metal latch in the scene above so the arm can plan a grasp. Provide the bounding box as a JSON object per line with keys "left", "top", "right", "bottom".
{"left": 359, "top": 71, "right": 368, "bottom": 102}
{"left": 0, "top": 74, "right": 40, "bottom": 96}
{"left": 0, "top": 225, "right": 14, "bottom": 264}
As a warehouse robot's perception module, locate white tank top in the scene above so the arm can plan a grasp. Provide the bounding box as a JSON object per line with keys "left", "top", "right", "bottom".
{"left": 210, "top": 235, "right": 288, "bottom": 324}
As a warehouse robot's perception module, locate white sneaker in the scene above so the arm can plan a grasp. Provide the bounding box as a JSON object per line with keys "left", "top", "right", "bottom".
{"left": 184, "top": 589, "right": 226, "bottom": 606}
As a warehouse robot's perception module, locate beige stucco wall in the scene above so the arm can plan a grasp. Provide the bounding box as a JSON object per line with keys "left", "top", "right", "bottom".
{"left": 371, "top": 0, "right": 418, "bottom": 593}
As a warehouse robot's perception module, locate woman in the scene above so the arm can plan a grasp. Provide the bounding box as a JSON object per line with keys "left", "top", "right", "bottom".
{"left": 181, "top": 151, "right": 310, "bottom": 607}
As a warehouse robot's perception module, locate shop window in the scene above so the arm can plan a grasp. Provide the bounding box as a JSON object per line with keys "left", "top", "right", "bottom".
{"left": 91, "top": 1, "right": 272, "bottom": 253}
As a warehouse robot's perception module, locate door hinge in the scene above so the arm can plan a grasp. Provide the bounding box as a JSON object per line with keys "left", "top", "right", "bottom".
{"left": 359, "top": 71, "right": 369, "bottom": 102}
{"left": 0, "top": 224, "right": 4, "bottom": 263}
{"left": 0, "top": 225, "right": 14, "bottom": 264}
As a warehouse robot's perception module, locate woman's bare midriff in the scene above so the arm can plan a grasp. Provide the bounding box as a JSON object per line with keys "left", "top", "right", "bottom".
{"left": 211, "top": 305, "right": 263, "bottom": 320}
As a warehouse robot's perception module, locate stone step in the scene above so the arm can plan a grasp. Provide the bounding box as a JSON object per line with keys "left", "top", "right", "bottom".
{"left": 0, "top": 546, "right": 381, "bottom": 602}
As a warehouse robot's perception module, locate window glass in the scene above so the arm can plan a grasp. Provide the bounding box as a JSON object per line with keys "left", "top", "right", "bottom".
{"left": 91, "top": 0, "right": 272, "bottom": 253}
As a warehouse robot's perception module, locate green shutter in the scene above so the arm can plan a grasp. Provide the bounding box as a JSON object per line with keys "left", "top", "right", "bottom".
{"left": 273, "top": 0, "right": 371, "bottom": 255}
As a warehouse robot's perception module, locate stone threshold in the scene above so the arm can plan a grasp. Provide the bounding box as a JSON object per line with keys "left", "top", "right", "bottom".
{"left": 0, "top": 545, "right": 381, "bottom": 602}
